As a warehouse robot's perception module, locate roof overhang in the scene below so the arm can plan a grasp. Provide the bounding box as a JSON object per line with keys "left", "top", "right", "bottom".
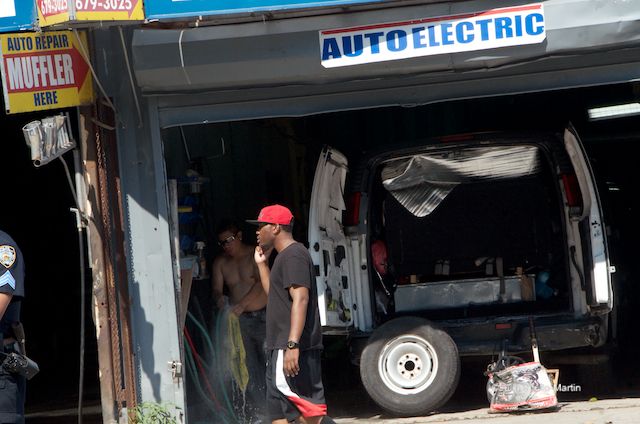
{"left": 130, "top": 0, "right": 640, "bottom": 126}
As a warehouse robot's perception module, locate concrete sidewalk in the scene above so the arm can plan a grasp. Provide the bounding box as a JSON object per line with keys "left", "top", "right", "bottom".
{"left": 334, "top": 397, "right": 640, "bottom": 424}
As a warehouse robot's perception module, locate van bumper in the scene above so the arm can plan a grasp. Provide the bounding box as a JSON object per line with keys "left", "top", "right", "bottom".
{"left": 444, "top": 315, "right": 608, "bottom": 356}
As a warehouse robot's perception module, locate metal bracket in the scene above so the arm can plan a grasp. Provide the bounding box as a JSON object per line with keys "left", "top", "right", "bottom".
{"left": 169, "top": 361, "right": 183, "bottom": 380}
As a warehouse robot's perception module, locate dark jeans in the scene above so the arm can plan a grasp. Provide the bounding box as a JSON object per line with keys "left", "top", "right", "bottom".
{"left": 239, "top": 309, "right": 267, "bottom": 420}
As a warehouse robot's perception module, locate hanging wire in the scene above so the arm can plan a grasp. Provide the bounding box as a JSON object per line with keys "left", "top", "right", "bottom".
{"left": 183, "top": 340, "right": 231, "bottom": 423}
{"left": 59, "top": 156, "right": 79, "bottom": 209}
{"left": 71, "top": 29, "right": 120, "bottom": 126}
{"left": 118, "top": 26, "right": 143, "bottom": 128}
{"left": 59, "top": 154, "right": 87, "bottom": 424}
{"left": 213, "top": 310, "right": 239, "bottom": 422}
{"left": 184, "top": 327, "right": 219, "bottom": 408}
{"left": 186, "top": 310, "right": 239, "bottom": 423}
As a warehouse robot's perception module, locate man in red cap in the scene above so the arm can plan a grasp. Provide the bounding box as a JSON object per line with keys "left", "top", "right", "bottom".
{"left": 249, "top": 205, "right": 336, "bottom": 424}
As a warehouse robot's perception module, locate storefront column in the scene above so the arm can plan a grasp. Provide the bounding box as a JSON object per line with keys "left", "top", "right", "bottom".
{"left": 115, "top": 97, "right": 185, "bottom": 420}
{"left": 94, "top": 27, "right": 186, "bottom": 421}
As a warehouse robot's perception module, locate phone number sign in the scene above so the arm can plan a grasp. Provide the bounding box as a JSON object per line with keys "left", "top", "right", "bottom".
{"left": 0, "top": 30, "right": 94, "bottom": 114}
{"left": 37, "top": 0, "right": 143, "bottom": 26}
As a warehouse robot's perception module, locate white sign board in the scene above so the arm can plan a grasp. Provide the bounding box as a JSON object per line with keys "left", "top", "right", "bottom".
{"left": 0, "top": 0, "right": 16, "bottom": 18}
{"left": 319, "top": 3, "right": 546, "bottom": 68}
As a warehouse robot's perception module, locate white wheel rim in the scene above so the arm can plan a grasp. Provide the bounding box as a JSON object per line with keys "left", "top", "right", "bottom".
{"left": 378, "top": 334, "right": 438, "bottom": 395}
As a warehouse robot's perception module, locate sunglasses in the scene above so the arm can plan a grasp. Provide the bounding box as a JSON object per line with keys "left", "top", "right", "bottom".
{"left": 218, "top": 234, "right": 237, "bottom": 247}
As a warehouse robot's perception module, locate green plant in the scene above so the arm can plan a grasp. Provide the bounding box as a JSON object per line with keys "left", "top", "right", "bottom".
{"left": 131, "top": 402, "right": 179, "bottom": 424}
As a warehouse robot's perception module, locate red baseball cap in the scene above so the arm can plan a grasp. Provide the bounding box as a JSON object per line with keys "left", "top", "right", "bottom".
{"left": 247, "top": 204, "right": 294, "bottom": 225}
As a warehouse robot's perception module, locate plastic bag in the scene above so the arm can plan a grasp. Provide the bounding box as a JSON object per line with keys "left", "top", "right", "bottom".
{"left": 488, "top": 361, "right": 557, "bottom": 412}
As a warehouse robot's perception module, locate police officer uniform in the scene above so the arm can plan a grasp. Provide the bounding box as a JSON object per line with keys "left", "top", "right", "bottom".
{"left": 0, "top": 230, "right": 25, "bottom": 424}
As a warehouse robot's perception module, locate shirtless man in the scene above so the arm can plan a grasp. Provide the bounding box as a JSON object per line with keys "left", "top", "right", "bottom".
{"left": 212, "top": 221, "right": 267, "bottom": 314}
{"left": 212, "top": 220, "right": 268, "bottom": 422}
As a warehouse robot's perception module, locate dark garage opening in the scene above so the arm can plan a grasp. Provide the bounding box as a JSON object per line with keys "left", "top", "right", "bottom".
{"left": 0, "top": 108, "right": 100, "bottom": 422}
{"left": 162, "top": 81, "right": 639, "bottom": 419}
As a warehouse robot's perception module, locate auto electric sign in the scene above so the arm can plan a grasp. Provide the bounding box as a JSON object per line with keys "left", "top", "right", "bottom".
{"left": 319, "top": 3, "right": 546, "bottom": 68}
{"left": 0, "top": 30, "right": 94, "bottom": 113}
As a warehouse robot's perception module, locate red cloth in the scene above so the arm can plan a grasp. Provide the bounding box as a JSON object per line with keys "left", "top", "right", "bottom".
{"left": 371, "top": 240, "right": 388, "bottom": 275}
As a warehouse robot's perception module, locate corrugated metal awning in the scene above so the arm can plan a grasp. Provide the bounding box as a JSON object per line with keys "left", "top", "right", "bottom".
{"left": 131, "top": 0, "right": 640, "bottom": 126}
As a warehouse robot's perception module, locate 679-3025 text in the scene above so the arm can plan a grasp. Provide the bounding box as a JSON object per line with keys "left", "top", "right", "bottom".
{"left": 39, "top": 0, "right": 133, "bottom": 14}
{"left": 76, "top": 0, "right": 133, "bottom": 11}
{"left": 39, "top": 0, "right": 67, "bottom": 15}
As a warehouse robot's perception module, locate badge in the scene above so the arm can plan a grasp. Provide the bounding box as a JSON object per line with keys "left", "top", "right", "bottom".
{"left": 0, "top": 245, "right": 16, "bottom": 268}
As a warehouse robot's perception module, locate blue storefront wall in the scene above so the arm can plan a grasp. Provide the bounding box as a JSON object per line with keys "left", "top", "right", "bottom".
{"left": 0, "top": 0, "right": 36, "bottom": 32}
{"left": 144, "top": 0, "right": 390, "bottom": 20}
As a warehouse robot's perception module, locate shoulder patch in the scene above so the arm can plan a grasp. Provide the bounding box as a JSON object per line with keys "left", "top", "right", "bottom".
{"left": 0, "top": 245, "right": 16, "bottom": 268}
{"left": 0, "top": 270, "right": 15, "bottom": 290}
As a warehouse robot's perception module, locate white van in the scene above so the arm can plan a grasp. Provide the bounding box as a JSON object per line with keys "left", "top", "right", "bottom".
{"left": 308, "top": 126, "right": 614, "bottom": 416}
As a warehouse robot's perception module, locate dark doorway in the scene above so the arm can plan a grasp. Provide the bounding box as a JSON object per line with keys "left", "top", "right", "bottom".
{"left": 0, "top": 108, "right": 100, "bottom": 421}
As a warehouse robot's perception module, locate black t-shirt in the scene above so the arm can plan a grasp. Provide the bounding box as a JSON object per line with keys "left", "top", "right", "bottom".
{"left": 0, "top": 230, "right": 25, "bottom": 338}
{"left": 266, "top": 242, "right": 322, "bottom": 351}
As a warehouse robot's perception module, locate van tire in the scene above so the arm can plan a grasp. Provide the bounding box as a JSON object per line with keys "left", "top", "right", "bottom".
{"left": 360, "top": 317, "right": 460, "bottom": 416}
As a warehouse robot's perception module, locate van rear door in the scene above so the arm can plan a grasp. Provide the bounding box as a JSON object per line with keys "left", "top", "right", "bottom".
{"left": 563, "top": 127, "right": 613, "bottom": 312}
{"left": 309, "top": 146, "right": 354, "bottom": 330}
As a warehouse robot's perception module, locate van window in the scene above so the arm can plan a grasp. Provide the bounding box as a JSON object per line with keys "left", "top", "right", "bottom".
{"left": 372, "top": 143, "right": 570, "bottom": 316}
{"left": 381, "top": 145, "right": 542, "bottom": 217}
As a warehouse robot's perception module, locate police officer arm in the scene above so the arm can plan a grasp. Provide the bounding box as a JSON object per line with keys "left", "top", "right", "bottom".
{"left": 0, "top": 292, "right": 11, "bottom": 321}
{"left": 284, "top": 284, "right": 308, "bottom": 377}
{"left": 0, "top": 238, "right": 21, "bottom": 330}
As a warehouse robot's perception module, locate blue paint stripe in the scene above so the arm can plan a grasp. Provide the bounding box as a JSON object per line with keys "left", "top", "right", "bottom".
{"left": 145, "top": 0, "right": 386, "bottom": 20}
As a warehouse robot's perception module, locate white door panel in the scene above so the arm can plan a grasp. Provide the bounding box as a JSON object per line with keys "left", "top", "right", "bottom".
{"left": 563, "top": 128, "right": 612, "bottom": 310}
{"left": 309, "top": 146, "right": 353, "bottom": 328}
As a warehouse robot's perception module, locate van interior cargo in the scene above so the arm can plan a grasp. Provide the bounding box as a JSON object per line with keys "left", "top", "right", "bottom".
{"left": 369, "top": 143, "right": 571, "bottom": 319}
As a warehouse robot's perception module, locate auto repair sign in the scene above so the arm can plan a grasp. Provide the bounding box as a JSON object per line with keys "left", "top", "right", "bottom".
{"left": 0, "top": 30, "right": 93, "bottom": 114}
{"left": 319, "top": 3, "right": 545, "bottom": 68}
